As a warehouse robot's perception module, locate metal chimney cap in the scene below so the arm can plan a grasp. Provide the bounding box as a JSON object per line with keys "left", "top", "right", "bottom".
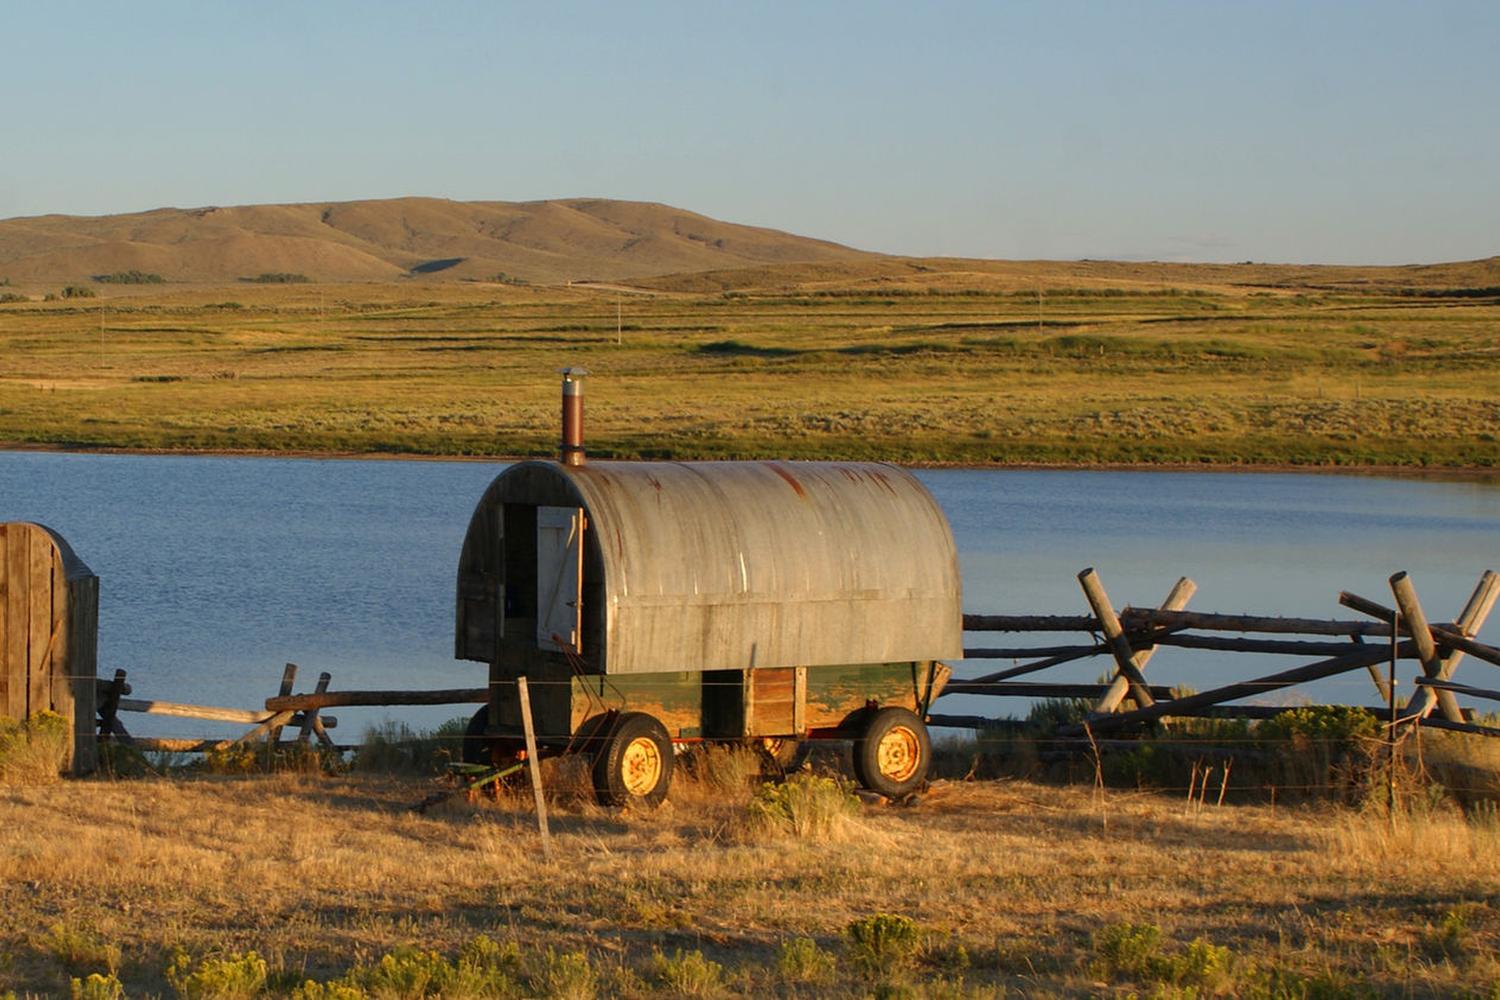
{"left": 559, "top": 366, "right": 590, "bottom": 378}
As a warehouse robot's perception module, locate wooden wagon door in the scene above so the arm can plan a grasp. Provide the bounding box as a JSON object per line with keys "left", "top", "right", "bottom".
{"left": 536, "top": 506, "right": 584, "bottom": 653}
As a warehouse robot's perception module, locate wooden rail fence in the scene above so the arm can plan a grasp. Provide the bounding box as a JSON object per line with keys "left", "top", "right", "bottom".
{"left": 78, "top": 567, "right": 1500, "bottom": 764}
{"left": 932, "top": 567, "right": 1500, "bottom": 742}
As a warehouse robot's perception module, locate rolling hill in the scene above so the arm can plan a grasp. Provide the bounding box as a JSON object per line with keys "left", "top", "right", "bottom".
{"left": 0, "top": 197, "right": 876, "bottom": 285}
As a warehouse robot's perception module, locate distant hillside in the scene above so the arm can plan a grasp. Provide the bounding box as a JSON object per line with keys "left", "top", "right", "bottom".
{"left": 631, "top": 255, "right": 1500, "bottom": 296}
{"left": 0, "top": 197, "right": 876, "bottom": 285}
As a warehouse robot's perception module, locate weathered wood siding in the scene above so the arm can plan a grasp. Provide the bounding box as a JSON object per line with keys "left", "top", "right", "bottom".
{"left": 0, "top": 522, "right": 98, "bottom": 774}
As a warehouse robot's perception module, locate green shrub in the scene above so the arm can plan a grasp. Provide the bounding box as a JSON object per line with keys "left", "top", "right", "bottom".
{"left": 0, "top": 292, "right": 26, "bottom": 304}
{"left": 681, "top": 743, "right": 763, "bottom": 795}
{"left": 45, "top": 921, "right": 121, "bottom": 975}
{"left": 0, "top": 711, "right": 70, "bottom": 783}
{"left": 1422, "top": 905, "right": 1475, "bottom": 960}
{"left": 289, "top": 982, "right": 366, "bottom": 1000}
{"left": 775, "top": 937, "right": 836, "bottom": 984}
{"left": 1258, "top": 706, "right": 1379, "bottom": 747}
{"left": 523, "top": 949, "right": 595, "bottom": 1000}
{"left": 1092, "top": 922, "right": 1164, "bottom": 979}
{"left": 451, "top": 936, "right": 523, "bottom": 997}
{"left": 1162, "top": 937, "right": 1234, "bottom": 991}
{"left": 646, "top": 948, "right": 723, "bottom": 997}
{"left": 242, "top": 273, "right": 311, "bottom": 284}
{"left": 845, "top": 913, "right": 921, "bottom": 980}
{"left": 166, "top": 950, "right": 267, "bottom": 1000}
{"left": 1093, "top": 924, "right": 1240, "bottom": 991}
{"left": 94, "top": 271, "right": 165, "bottom": 284}
{"left": 348, "top": 948, "right": 454, "bottom": 998}
{"left": 69, "top": 974, "right": 125, "bottom": 1000}
{"left": 1258, "top": 706, "right": 1381, "bottom": 802}
{"left": 61, "top": 285, "right": 96, "bottom": 299}
{"left": 745, "top": 773, "right": 860, "bottom": 839}
{"left": 352, "top": 717, "right": 467, "bottom": 774}
{"left": 1026, "top": 696, "right": 1092, "bottom": 730}
{"left": 1246, "top": 967, "right": 1376, "bottom": 999}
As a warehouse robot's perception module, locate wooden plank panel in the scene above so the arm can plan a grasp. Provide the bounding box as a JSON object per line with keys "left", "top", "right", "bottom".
{"left": 51, "top": 569, "right": 74, "bottom": 767}
{"left": 4, "top": 524, "right": 29, "bottom": 720}
{"left": 0, "top": 523, "right": 10, "bottom": 720}
{"left": 748, "top": 667, "right": 799, "bottom": 736}
{"left": 71, "top": 577, "right": 99, "bottom": 774}
{"left": 51, "top": 557, "right": 73, "bottom": 768}
{"left": 29, "top": 527, "right": 55, "bottom": 717}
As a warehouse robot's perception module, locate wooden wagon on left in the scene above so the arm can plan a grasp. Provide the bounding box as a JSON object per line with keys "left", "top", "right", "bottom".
{"left": 0, "top": 521, "right": 98, "bottom": 774}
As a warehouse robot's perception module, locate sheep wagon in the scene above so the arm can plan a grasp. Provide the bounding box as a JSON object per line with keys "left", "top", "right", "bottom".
{"left": 454, "top": 376, "right": 962, "bottom": 807}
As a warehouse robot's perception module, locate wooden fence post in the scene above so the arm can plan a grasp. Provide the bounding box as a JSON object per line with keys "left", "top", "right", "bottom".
{"left": 1404, "top": 571, "right": 1499, "bottom": 721}
{"left": 1389, "top": 573, "right": 1465, "bottom": 723}
{"left": 516, "top": 676, "right": 553, "bottom": 858}
{"left": 97, "top": 669, "right": 128, "bottom": 740}
{"left": 267, "top": 663, "right": 298, "bottom": 745}
{"left": 298, "top": 672, "right": 332, "bottom": 745}
{"left": 1079, "top": 569, "right": 1195, "bottom": 713}
{"left": 1093, "top": 575, "right": 1196, "bottom": 713}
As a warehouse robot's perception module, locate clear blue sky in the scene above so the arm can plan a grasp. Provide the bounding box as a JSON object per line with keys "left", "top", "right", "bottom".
{"left": 2, "top": 1, "right": 1496, "bottom": 264}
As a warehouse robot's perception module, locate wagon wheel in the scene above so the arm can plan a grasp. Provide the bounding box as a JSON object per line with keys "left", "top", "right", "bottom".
{"left": 758, "top": 736, "right": 812, "bottom": 777}
{"left": 461, "top": 707, "right": 525, "bottom": 772}
{"left": 851, "top": 707, "right": 931, "bottom": 798}
{"left": 592, "top": 712, "right": 674, "bottom": 808}
{"left": 460, "top": 706, "right": 503, "bottom": 766}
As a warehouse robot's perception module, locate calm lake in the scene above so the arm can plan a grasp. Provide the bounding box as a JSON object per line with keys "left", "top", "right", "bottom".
{"left": 2, "top": 451, "right": 1497, "bottom": 740}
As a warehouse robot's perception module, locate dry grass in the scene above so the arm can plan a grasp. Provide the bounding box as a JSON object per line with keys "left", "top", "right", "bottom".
{"left": 1, "top": 266, "right": 1498, "bottom": 468}
{"left": 2, "top": 765, "right": 1498, "bottom": 997}
{"left": 0, "top": 712, "right": 69, "bottom": 785}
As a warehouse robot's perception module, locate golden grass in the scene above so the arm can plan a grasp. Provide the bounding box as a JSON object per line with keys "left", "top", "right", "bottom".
{"left": 1, "top": 267, "right": 1497, "bottom": 469}
{"left": 2, "top": 767, "right": 1498, "bottom": 997}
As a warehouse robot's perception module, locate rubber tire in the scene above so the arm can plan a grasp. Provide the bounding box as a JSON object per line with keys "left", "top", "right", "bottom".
{"left": 462, "top": 706, "right": 492, "bottom": 766}
{"left": 851, "top": 707, "right": 931, "bottom": 798}
{"left": 760, "top": 737, "right": 812, "bottom": 777}
{"left": 592, "top": 712, "right": 674, "bottom": 808}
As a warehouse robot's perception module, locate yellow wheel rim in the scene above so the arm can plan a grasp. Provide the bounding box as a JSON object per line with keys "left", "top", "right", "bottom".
{"left": 620, "top": 736, "right": 663, "bottom": 796}
{"left": 876, "top": 725, "right": 922, "bottom": 783}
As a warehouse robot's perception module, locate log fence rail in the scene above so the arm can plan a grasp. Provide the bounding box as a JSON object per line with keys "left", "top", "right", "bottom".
{"left": 947, "top": 567, "right": 1499, "bottom": 743}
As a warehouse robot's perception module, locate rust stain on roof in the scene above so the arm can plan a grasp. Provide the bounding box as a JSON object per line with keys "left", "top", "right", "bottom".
{"left": 764, "top": 462, "right": 807, "bottom": 498}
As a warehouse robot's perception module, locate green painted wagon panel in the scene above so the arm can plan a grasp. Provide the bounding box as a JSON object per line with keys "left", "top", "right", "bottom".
{"left": 804, "top": 660, "right": 951, "bottom": 729}
{"left": 569, "top": 670, "right": 704, "bottom": 738}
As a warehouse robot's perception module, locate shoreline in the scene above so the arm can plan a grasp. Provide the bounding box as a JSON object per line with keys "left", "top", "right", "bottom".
{"left": 3, "top": 440, "right": 1496, "bottom": 482}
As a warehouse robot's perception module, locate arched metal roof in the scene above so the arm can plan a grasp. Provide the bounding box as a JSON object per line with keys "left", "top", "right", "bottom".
{"left": 457, "top": 459, "right": 962, "bottom": 675}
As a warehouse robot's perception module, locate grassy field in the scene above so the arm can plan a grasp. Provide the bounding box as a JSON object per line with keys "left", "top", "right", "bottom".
{"left": 3, "top": 747, "right": 1499, "bottom": 999}
{"left": 1, "top": 257, "right": 1497, "bottom": 468}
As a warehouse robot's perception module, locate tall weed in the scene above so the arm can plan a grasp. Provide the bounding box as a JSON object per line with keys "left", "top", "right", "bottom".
{"left": 0, "top": 711, "right": 69, "bottom": 783}
{"left": 741, "top": 773, "right": 861, "bottom": 840}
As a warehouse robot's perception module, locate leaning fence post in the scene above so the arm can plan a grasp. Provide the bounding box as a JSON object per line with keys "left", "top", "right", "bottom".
{"left": 1092, "top": 575, "right": 1196, "bottom": 714}
{"left": 267, "top": 663, "right": 298, "bottom": 745}
{"left": 1389, "top": 573, "right": 1465, "bottom": 723}
{"left": 1414, "top": 571, "right": 1499, "bottom": 717}
{"left": 516, "top": 676, "right": 553, "bottom": 859}
{"left": 97, "top": 669, "right": 127, "bottom": 740}
{"left": 298, "top": 672, "right": 332, "bottom": 745}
